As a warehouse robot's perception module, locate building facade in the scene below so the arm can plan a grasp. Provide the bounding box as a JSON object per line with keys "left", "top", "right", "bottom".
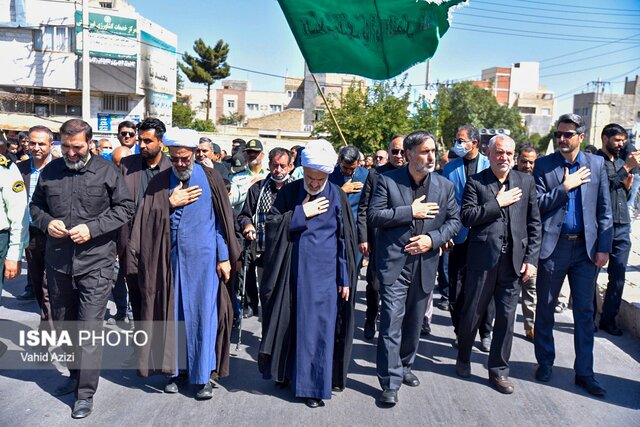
{"left": 573, "top": 75, "right": 640, "bottom": 147}
{"left": 0, "top": 0, "right": 176, "bottom": 136}
{"left": 473, "top": 62, "right": 554, "bottom": 136}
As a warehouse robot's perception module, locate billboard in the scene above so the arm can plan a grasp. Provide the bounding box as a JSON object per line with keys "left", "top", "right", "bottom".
{"left": 75, "top": 11, "right": 137, "bottom": 68}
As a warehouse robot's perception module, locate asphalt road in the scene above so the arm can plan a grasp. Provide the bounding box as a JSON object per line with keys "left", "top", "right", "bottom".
{"left": 1, "top": 272, "right": 639, "bottom": 426}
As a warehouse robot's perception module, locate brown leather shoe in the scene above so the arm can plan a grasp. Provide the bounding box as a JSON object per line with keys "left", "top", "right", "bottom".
{"left": 489, "top": 375, "right": 514, "bottom": 394}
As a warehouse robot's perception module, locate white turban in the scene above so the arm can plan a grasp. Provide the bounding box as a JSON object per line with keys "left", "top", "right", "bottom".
{"left": 163, "top": 127, "right": 199, "bottom": 149}
{"left": 301, "top": 139, "right": 337, "bottom": 174}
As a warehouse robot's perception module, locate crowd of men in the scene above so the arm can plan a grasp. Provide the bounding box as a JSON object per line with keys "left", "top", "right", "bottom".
{"left": 0, "top": 113, "right": 637, "bottom": 418}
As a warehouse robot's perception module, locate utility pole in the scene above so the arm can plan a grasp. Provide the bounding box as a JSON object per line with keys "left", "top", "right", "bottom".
{"left": 589, "top": 78, "right": 610, "bottom": 147}
{"left": 82, "top": 0, "right": 90, "bottom": 123}
{"left": 425, "top": 60, "right": 431, "bottom": 88}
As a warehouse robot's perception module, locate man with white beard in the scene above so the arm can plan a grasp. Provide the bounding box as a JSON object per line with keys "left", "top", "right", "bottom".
{"left": 127, "top": 128, "right": 240, "bottom": 401}
{"left": 368, "top": 131, "right": 461, "bottom": 404}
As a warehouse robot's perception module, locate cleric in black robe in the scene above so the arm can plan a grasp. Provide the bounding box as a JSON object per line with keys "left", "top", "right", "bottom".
{"left": 258, "top": 139, "right": 358, "bottom": 408}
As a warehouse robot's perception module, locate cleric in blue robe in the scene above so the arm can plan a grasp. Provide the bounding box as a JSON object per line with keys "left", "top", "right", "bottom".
{"left": 258, "top": 139, "right": 358, "bottom": 409}
{"left": 127, "top": 128, "right": 240, "bottom": 401}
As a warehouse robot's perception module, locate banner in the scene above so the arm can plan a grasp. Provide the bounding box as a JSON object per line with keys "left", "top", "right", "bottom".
{"left": 75, "top": 11, "right": 138, "bottom": 67}
{"left": 278, "top": 0, "right": 467, "bottom": 80}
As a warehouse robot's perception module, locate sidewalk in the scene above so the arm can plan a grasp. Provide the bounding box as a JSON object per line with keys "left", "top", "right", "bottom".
{"left": 595, "top": 220, "right": 640, "bottom": 338}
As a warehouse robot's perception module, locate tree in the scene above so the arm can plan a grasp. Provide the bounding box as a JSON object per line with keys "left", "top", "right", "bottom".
{"left": 176, "top": 70, "right": 184, "bottom": 96}
{"left": 179, "top": 38, "right": 230, "bottom": 121}
{"left": 191, "top": 119, "right": 216, "bottom": 132}
{"left": 313, "top": 77, "right": 412, "bottom": 154}
{"left": 172, "top": 102, "right": 194, "bottom": 128}
{"left": 218, "top": 112, "right": 245, "bottom": 126}
{"left": 429, "top": 81, "right": 528, "bottom": 148}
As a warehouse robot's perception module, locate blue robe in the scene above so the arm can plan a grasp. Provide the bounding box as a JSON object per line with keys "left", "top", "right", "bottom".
{"left": 169, "top": 163, "right": 229, "bottom": 384}
{"left": 288, "top": 182, "right": 350, "bottom": 399}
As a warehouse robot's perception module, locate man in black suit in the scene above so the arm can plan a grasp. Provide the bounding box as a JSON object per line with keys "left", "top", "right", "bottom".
{"left": 455, "top": 135, "right": 541, "bottom": 394}
{"left": 368, "top": 131, "right": 461, "bottom": 404}
{"left": 357, "top": 135, "right": 406, "bottom": 339}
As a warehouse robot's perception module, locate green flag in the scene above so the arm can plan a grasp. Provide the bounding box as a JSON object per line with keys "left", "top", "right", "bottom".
{"left": 278, "top": 0, "right": 467, "bottom": 80}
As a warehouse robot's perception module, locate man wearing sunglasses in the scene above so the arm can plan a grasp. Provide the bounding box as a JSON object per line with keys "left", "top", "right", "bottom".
{"left": 532, "top": 113, "right": 612, "bottom": 397}
{"left": 374, "top": 149, "right": 388, "bottom": 167}
{"left": 443, "top": 125, "right": 494, "bottom": 353}
{"left": 357, "top": 135, "right": 406, "bottom": 340}
{"left": 117, "top": 121, "right": 138, "bottom": 153}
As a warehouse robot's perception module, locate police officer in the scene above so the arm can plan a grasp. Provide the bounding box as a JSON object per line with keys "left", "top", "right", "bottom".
{"left": 0, "top": 152, "right": 29, "bottom": 357}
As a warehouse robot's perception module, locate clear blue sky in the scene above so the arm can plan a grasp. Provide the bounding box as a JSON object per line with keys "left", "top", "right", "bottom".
{"left": 130, "top": 0, "right": 640, "bottom": 120}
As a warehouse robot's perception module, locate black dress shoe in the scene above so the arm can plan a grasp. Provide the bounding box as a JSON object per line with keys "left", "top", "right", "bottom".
{"left": 16, "top": 289, "right": 36, "bottom": 301}
{"left": 535, "top": 365, "right": 552, "bottom": 382}
{"left": 402, "top": 372, "right": 420, "bottom": 387}
{"left": 71, "top": 398, "right": 93, "bottom": 419}
{"left": 379, "top": 389, "right": 398, "bottom": 404}
{"left": 455, "top": 361, "right": 471, "bottom": 378}
{"left": 196, "top": 382, "right": 214, "bottom": 400}
{"left": 52, "top": 377, "right": 78, "bottom": 396}
{"left": 575, "top": 375, "right": 606, "bottom": 397}
{"left": 420, "top": 323, "right": 431, "bottom": 336}
{"left": 164, "top": 375, "right": 185, "bottom": 394}
{"left": 242, "top": 306, "right": 254, "bottom": 319}
{"left": 437, "top": 298, "right": 450, "bottom": 311}
{"left": 480, "top": 336, "right": 491, "bottom": 353}
{"left": 489, "top": 375, "right": 514, "bottom": 394}
{"left": 364, "top": 320, "right": 376, "bottom": 340}
{"left": 599, "top": 323, "right": 623, "bottom": 336}
{"left": 304, "top": 398, "right": 325, "bottom": 408}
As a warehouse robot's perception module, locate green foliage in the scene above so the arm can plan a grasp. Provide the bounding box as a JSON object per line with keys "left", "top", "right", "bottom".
{"left": 218, "top": 112, "right": 245, "bottom": 126}
{"left": 191, "top": 119, "right": 217, "bottom": 132}
{"left": 172, "top": 102, "right": 194, "bottom": 128}
{"left": 432, "top": 81, "right": 528, "bottom": 148}
{"left": 179, "top": 38, "right": 230, "bottom": 121}
{"left": 313, "top": 77, "right": 412, "bottom": 154}
{"left": 176, "top": 71, "right": 184, "bottom": 95}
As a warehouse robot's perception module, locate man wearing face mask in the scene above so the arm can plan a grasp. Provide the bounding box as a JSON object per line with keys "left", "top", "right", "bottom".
{"left": 443, "top": 125, "right": 495, "bottom": 352}
{"left": 369, "top": 131, "right": 460, "bottom": 404}
{"left": 357, "top": 135, "right": 406, "bottom": 340}
{"left": 237, "top": 147, "right": 295, "bottom": 317}
{"left": 456, "top": 135, "right": 541, "bottom": 394}
{"left": 98, "top": 139, "right": 113, "bottom": 160}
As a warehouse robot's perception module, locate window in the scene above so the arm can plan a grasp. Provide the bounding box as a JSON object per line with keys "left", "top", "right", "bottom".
{"left": 518, "top": 107, "right": 535, "bottom": 114}
{"left": 99, "top": 1, "right": 113, "bottom": 8}
{"left": 33, "top": 26, "right": 74, "bottom": 52}
{"left": 247, "top": 103, "right": 259, "bottom": 111}
{"left": 102, "top": 94, "right": 128, "bottom": 112}
{"left": 227, "top": 100, "right": 236, "bottom": 109}
{"left": 269, "top": 104, "right": 282, "bottom": 113}
{"left": 287, "top": 90, "right": 293, "bottom": 98}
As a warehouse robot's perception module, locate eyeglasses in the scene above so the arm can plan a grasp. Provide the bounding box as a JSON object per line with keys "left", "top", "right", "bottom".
{"left": 169, "top": 155, "right": 193, "bottom": 165}
{"left": 553, "top": 131, "right": 579, "bottom": 139}
{"left": 374, "top": 156, "right": 384, "bottom": 160}
{"left": 391, "top": 149, "right": 404, "bottom": 155}
{"left": 454, "top": 138, "right": 471, "bottom": 145}
{"left": 120, "top": 131, "right": 135, "bottom": 138}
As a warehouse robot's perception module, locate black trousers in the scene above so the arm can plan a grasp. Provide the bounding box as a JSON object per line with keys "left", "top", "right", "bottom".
{"left": 457, "top": 252, "right": 521, "bottom": 377}
{"left": 25, "top": 226, "right": 53, "bottom": 331}
{"left": 377, "top": 258, "right": 430, "bottom": 390}
{"left": 448, "top": 239, "right": 494, "bottom": 338}
{"left": 365, "top": 245, "right": 380, "bottom": 324}
{"left": 47, "top": 267, "right": 113, "bottom": 400}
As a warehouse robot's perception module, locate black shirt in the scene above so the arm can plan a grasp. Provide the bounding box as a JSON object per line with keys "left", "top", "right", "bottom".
{"left": 408, "top": 168, "right": 431, "bottom": 237}
{"left": 596, "top": 149, "right": 631, "bottom": 225}
{"left": 30, "top": 155, "right": 135, "bottom": 275}
{"left": 140, "top": 161, "right": 162, "bottom": 203}
{"left": 463, "top": 155, "right": 479, "bottom": 178}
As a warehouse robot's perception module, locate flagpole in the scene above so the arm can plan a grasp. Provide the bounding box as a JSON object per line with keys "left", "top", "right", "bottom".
{"left": 311, "top": 73, "right": 348, "bottom": 146}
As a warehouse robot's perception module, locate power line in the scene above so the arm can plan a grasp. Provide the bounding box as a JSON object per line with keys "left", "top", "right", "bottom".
{"left": 454, "top": 22, "right": 640, "bottom": 42}
{"left": 472, "top": 0, "right": 640, "bottom": 16}
{"left": 455, "top": 11, "right": 640, "bottom": 30}
{"left": 540, "top": 46, "right": 635, "bottom": 70}
{"left": 540, "top": 57, "right": 640, "bottom": 78}
{"left": 451, "top": 25, "right": 640, "bottom": 44}
{"left": 537, "top": 32, "right": 640, "bottom": 63}
{"left": 463, "top": 6, "right": 640, "bottom": 25}
{"left": 501, "top": 0, "right": 640, "bottom": 12}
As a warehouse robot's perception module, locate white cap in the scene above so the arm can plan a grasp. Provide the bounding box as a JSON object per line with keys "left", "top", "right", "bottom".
{"left": 163, "top": 127, "right": 199, "bottom": 149}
